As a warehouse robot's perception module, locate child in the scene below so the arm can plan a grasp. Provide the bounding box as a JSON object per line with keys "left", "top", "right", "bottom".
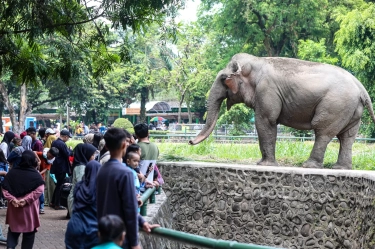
{"left": 92, "top": 215, "right": 125, "bottom": 249}
{"left": 123, "top": 151, "right": 143, "bottom": 211}
{"left": 126, "top": 144, "right": 145, "bottom": 183}
{"left": 11, "top": 137, "right": 22, "bottom": 148}
{"left": 123, "top": 151, "right": 141, "bottom": 195}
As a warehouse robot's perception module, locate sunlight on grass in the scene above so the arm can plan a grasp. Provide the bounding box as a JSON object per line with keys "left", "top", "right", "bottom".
{"left": 157, "top": 139, "right": 375, "bottom": 170}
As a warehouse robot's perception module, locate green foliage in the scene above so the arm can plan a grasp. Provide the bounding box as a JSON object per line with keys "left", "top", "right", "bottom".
{"left": 298, "top": 39, "right": 339, "bottom": 64}
{"left": 217, "top": 104, "right": 254, "bottom": 136}
{"left": 149, "top": 130, "right": 169, "bottom": 135}
{"left": 112, "top": 118, "right": 135, "bottom": 134}
{"left": 334, "top": 1, "right": 375, "bottom": 137}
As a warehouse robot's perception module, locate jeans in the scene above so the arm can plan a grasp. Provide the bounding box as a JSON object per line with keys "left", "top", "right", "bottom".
{"left": 51, "top": 172, "right": 66, "bottom": 207}
{"left": 39, "top": 192, "right": 44, "bottom": 210}
{"left": 7, "top": 227, "right": 36, "bottom": 249}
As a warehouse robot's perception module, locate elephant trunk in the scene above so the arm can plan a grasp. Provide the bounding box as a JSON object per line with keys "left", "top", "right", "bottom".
{"left": 189, "top": 82, "right": 226, "bottom": 145}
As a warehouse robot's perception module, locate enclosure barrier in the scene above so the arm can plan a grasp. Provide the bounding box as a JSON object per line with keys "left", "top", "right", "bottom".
{"left": 149, "top": 133, "right": 375, "bottom": 143}
{"left": 139, "top": 187, "right": 281, "bottom": 249}
{"left": 140, "top": 187, "right": 156, "bottom": 216}
{"left": 142, "top": 227, "right": 280, "bottom": 249}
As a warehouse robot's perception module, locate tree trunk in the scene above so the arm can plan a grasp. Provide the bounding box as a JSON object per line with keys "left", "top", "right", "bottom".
{"left": 0, "top": 80, "right": 19, "bottom": 132}
{"left": 18, "top": 83, "right": 31, "bottom": 134}
{"left": 140, "top": 87, "right": 148, "bottom": 123}
{"left": 0, "top": 99, "right": 3, "bottom": 133}
{"left": 66, "top": 104, "right": 70, "bottom": 127}
{"left": 187, "top": 104, "right": 192, "bottom": 124}
{"left": 178, "top": 94, "right": 185, "bottom": 124}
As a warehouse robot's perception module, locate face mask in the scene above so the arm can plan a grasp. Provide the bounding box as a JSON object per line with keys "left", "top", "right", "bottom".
{"left": 46, "top": 158, "right": 55, "bottom": 164}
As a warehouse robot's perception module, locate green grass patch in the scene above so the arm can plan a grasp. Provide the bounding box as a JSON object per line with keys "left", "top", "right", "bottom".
{"left": 156, "top": 139, "right": 375, "bottom": 170}
{"left": 68, "top": 137, "right": 375, "bottom": 170}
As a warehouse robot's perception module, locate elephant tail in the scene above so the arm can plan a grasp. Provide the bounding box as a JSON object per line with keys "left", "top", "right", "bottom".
{"left": 361, "top": 91, "right": 375, "bottom": 124}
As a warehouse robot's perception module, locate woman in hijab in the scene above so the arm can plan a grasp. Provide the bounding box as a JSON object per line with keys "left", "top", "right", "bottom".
{"left": 0, "top": 131, "right": 15, "bottom": 158}
{"left": 2, "top": 150, "right": 44, "bottom": 249}
{"left": 7, "top": 135, "right": 33, "bottom": 169}
{"left": 65, "top": 160, "right": 101, "bottom": 249}
{"left": 67, "top": 143, "right": 97, "bottom": 216}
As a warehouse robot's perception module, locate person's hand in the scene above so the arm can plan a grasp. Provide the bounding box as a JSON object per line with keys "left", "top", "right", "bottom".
{"left": 145, "top": 181, "right": 154, "bottom": 188}
{"left": 142, "top": 222, "right": 160, "bottom": 234}
{"left": 11, "top": 200, "right": 19, "bottom": 208}
{"left": 138, "top": 173, "right": 145, "bottom": 183}
{"left": 131, "top": 246, "right": 141, "bottom": 249}
{"left": 18, "top": 199, "right": 26, "bottom": 207}
{"left": 153, "top": 181, "right": 160, "bottom": 188}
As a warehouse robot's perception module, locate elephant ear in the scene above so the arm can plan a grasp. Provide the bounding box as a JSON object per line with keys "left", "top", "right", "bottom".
{"left": 224, "top": 77, "right": 239, "bottom": 94}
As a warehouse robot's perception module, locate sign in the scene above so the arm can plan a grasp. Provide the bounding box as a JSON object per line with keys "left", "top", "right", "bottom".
{"left": 123, "top": 108, "right": 141, "bottom": 115}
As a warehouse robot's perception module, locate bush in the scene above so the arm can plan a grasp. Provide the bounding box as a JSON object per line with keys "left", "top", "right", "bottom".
{"left": 112, "top": 118, "right": 135, "bottom": 134}
{"left": 149, "top": 130, "right": 169, "bottom": 135}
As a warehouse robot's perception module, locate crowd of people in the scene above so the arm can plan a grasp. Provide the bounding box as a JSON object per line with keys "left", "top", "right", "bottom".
{"left": 0, "top": 122, "right": 163, "bottom": 249}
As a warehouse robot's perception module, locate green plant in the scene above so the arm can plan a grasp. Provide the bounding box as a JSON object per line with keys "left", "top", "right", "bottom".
{"left": 112, "top": 118, "right": 134, "bottom": 134}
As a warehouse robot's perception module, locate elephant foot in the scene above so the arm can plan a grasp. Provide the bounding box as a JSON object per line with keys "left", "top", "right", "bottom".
{"left": 302, "top": 160, "right": 323, "bottom": 169}
{"left": 332, "top": 163, "right": 352, "bottom": 170}
{"left": 257, "top": 159, "right": 278, "bottom": 166}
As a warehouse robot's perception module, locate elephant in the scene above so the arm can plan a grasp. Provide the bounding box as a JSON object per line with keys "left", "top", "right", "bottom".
{"left": 189, "top": 53, "right": 375, "bottom": 169}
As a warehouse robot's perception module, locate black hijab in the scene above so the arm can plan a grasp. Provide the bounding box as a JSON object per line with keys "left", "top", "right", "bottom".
{"left": 1, "top": 131, "right": 15, "bottom": 145}
{"left": 2, "top": 151, "right": 44, "bottom": 197}
{"left": 1, "top": 131, "right": 15, "bottom": 155}
{"left": 72, "top": 143, "right": 97, "bottom": 169}
{"left": 73, "top": 160, "right": 101, "bottom": 211}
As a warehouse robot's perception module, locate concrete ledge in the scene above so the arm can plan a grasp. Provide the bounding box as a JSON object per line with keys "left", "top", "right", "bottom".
{"left": 158, "top": 161, "right": 375, "bottom": 249}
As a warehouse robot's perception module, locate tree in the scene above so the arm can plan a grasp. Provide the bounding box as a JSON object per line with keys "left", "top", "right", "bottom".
{"left": 217, "top": 103, "right": 254, "bottom": 136}
{"left": 0, "top": 0, "right": 184, "bottom": 132}
{"left": 334, "top": 1, "right": 375, "bottom": 136}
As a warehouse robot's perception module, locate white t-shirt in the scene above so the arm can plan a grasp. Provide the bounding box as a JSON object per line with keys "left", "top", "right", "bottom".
{"left": 0, "top": 142, "right": 8, "bottom": 158}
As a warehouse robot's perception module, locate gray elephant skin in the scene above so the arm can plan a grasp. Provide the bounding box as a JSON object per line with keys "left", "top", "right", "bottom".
{"left": 189, "top": 53, "right": 375, "bottom": 169}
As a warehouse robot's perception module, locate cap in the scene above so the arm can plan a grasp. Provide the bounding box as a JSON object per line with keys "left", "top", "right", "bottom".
{"left": 45, "top": 128, "right": 56, "bottom": 134}
{"left": 49, "top": 147, "right": 60, "bottom": 157}
{"left": 60, "top": 129, "right": 72, "bottom": 138}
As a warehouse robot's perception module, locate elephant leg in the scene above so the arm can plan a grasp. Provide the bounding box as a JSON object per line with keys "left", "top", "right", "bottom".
{"left": 256, "top": 117, "right": 278, "bottom": 166}
{"left": 332, "top": 120, "right": 360, "bottom": 170}
{"left": 303, "top": 134, "right": 333, "bottom": 168}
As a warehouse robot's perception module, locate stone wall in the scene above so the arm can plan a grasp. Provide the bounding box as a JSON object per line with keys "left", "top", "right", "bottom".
{"left": 158, "top": 162, "right": 375, "bottom": 249}
{"left": 139, "top": 191, "right": 179, "bottom": 249}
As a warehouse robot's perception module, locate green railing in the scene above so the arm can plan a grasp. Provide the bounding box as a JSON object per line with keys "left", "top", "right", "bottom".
{"left": 149, "top": 133, "right": 375, "bottom": 143}
{"left": 140, "top": 187, "right": 156, "bottom": 216}
{"left": 139, "top": 187, "right": 281, "bottom": 249}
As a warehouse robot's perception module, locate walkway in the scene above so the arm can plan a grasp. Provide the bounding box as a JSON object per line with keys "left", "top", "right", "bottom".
{"left": 0, "top": 207, "right": 68, "bottom": 248}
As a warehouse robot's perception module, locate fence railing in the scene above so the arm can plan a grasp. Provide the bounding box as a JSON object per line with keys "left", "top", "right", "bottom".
{"left": 139, "top": 187, "right": 281, "bottom": 249}
{"left": 149, "top": 133, "right": 375, "bottom": 143}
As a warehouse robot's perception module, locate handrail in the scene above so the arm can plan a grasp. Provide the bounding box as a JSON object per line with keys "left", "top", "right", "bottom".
{"left": 149, "top": 133, "right": 375, "bottom": 142}
{"left": 140, "top": 187, "right": 156, "bottom": 216}
{"left": 142, "top": 227, "right": 281, "bottom": 249}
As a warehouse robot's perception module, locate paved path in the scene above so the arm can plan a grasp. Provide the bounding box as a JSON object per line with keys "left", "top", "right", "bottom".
{"left": 0, "top": 207, "right": 68, "bottom": 248}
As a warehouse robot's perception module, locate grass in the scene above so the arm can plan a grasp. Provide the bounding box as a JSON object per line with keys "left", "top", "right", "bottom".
{"left": 66, "top": 137, "right": 375, "bottom": 170}
{"left": 155, "top": 138, "right": 375, "bottom": 170}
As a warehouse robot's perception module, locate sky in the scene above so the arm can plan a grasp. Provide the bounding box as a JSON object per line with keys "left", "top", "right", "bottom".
{"left": 176, "top": 0, "right": 201, "bottom": 23}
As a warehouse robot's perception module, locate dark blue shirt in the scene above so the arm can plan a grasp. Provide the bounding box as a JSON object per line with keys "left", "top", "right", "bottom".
{"left": 96, "top": 159, "right": 145, "bottom": 247}
{"left": 50, "top": 138, "right": 72, "bottom": 174}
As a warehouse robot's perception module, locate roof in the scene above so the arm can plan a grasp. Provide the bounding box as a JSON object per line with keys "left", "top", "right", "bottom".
{"left": 129, "top": 101, "right": 172, "bottom": 113}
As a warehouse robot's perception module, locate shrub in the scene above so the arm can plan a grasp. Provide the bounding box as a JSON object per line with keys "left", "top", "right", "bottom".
{"left": 112, "top": 118, "right": 135, "bottom": 134}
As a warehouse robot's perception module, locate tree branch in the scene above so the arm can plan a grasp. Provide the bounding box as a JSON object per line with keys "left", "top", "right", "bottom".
{"left": 0, "top": 12, "right": 104, "bottom": 36}
{"left": 31, "top": 96, "right": 67, "bottom": 109}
